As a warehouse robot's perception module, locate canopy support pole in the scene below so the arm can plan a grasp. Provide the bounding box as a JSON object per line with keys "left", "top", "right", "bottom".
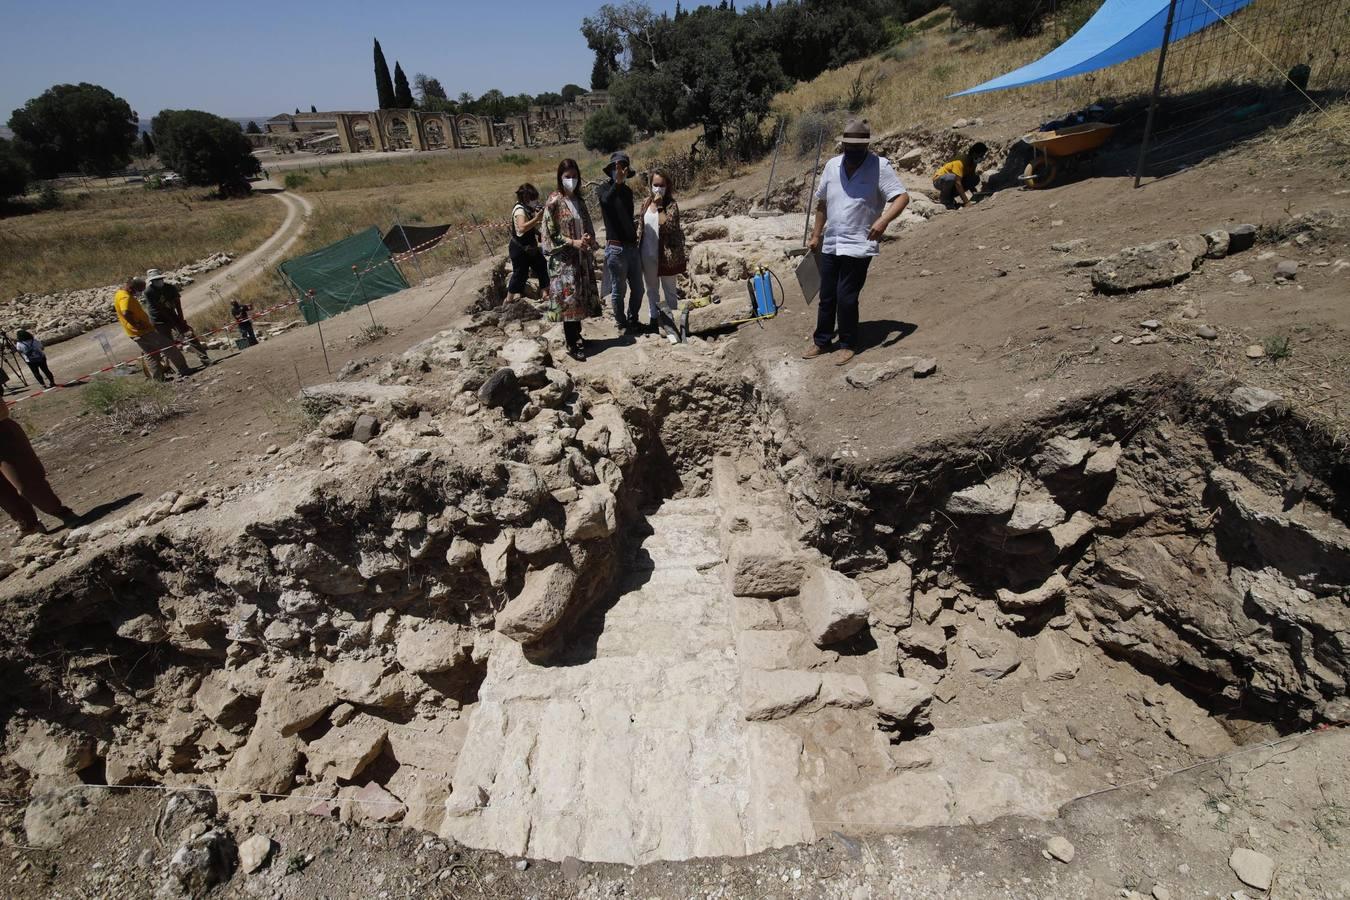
{"left": 1134, "top": 0, "right": 1180, "bottom": 188}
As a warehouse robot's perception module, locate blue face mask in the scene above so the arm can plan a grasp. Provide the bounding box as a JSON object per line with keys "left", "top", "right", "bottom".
{"left": 844, "top": 147, "right": 867, "bottom": 164}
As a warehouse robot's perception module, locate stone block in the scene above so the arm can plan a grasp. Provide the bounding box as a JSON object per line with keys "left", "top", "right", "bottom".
{"left": 305, "top": 714, "right": 387, "bottom": 781}
{"left": 996, "top": 573, "right": 1069, "bottom": 611}
{"left": 727, "top": 532, "right": 806, "bottom": 598}
{"left": 857, "top": 560, "right": 913, "bottom": 629}
{"left": 741, "top": 669, "right": 822, "bottom": 721}
{"left": 396, "top": 621, "right": 472, "bottom": 674}
{"left": 221, "top": 725, "right": 301, "bottom": 794}
{"left": 352, "top": 414, "right": 379, "bottom": 443}
{"left": 798, "top": 566, "right": 870, "bottom": 647}
{"left": 496, "top": 564, "right": 578, "bottom": 644}
{"left": 1091, "top": 235, "right": 1207, "bottom": 293}
{"left": 564, "top": 486, "right": 618, "bottom": 541}
{"left": 867, "top": 674, "right": 934, "bottom": 727}
{"left": 1034, "top": 631, "right": 1080, "bottom": 681}
{"left": 945, "top": 472, "right": 1019, "bottom": 516}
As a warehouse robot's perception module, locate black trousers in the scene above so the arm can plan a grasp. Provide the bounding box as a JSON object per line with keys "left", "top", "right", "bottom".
{"left": 237, "top": 320, "right": 258, "bottom": 346}
{"left": 813, "top": 253, "right": 872, "bottom": 350}
{"left": 26, "top": 358, "right": 55, "bottom": 387}
{"left": 508, "top": 240, "right": 549, "bottom": 295}
{"left": 563, "top": 320, "right": 583, "bottom": 348}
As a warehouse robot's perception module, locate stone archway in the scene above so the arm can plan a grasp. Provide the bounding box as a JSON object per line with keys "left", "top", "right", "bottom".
{"left": 423, "top": 118, "right": 448, "bottom": 150}
{"left": 353, "top": 120, "right": 375, "bottom": 151}
{"left": 456, "top": 115, "right": 482, "bottom": 148}
{"left": 386, "top": 115, "right": 412, "bottom": 150}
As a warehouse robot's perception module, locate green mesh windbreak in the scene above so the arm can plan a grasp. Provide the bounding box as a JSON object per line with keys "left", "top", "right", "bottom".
{"left": 280, "top": 226, "right": 409, "bottom": 324}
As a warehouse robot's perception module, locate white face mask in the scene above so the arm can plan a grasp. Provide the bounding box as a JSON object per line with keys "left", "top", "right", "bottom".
{"left": 652, "top": 185, "right": 666, "bottom": 198}
{"left": 562, "top": 176, "right": 578, "bottom": 192}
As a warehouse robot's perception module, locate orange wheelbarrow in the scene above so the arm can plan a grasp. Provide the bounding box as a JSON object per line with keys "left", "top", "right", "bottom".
{"left": 1019, "top": 122, "right": 1117, "bottom": 189}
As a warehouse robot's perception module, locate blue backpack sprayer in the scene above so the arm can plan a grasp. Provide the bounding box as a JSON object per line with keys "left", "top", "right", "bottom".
{"left": 736, "top": 265, "right": 786, "bottom": 324}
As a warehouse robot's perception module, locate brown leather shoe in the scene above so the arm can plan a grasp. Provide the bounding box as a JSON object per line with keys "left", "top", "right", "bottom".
{"left": 802, "top": 343, "right": 829, "bottom": 359}
{"left": 834, "top": 349, "right": 856, "bottom": 366}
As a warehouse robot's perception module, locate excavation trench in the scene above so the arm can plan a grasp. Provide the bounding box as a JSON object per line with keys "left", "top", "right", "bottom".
{"left": 1, "top": 357, "right": 1346, "bottom": 868}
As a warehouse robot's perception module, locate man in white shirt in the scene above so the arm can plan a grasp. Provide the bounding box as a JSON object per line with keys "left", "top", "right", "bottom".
{"left": 803, "top": 119, "right": 910, "bottom": 365}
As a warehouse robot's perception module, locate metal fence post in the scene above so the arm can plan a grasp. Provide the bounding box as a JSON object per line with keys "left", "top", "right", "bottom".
{"left": 470, "top": 213, "right": 494, "bottom": 256}
{"left": 352, "top": 264, "right": 378, "bottom": 327}
{"left": 307, "top": 289, "right": 332, "bottom": 375}
{"left": 762, "top": 119, "right": 784, "bottom": 208}
{"left": 801, "top": 125, "right": 826, "bottom": 247}
{"left": 392, "top": 207, "right": 425, "bottom": 284}
{"left": 1134, "top": 0, "right": 1181, "bottom": 188}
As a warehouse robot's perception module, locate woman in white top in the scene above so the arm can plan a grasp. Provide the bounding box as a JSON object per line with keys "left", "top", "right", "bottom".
{"left": 506, "top": 183, "right": 550, "bottom": 303}
{"left": 637, "top": 169, "right": 687, "bottom": 342}
{"left": 14, "top": 329, "right": 56, "bottom": 388}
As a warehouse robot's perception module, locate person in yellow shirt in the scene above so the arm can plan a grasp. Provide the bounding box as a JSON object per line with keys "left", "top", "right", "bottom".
{"left": 933, "top": 142, "right": 988, "bottom": 210}
{"left": 114, "top": 276, "right": 191, "bottom": 380}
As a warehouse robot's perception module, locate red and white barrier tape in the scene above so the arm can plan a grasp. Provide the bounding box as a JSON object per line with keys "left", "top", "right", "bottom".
{"left": 3, "top": 293, "right": 307, "bottom": 409}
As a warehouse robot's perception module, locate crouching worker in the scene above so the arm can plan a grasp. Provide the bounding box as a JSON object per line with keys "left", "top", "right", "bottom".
{"left": 933, "top": 142, "right": 987, "bottom": 210}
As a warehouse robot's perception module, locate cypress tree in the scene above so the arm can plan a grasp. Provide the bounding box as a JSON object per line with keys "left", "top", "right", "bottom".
{"left": 141, "top": 132, "right": 156, "bottom": 156}
{"left": 373, "top": 38, "right": 396, "bottom": 109}
{"left": 393, "top": 62, "right": 415, "bottom": 109}
{"left": 310, "top": 104, "right": 317, "bottom": 113}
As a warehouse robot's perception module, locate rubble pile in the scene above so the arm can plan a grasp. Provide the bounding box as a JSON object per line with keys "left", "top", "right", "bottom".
{"left": 0, "top": 317, "right": 677, "bottom": 861}
{"left": 2, "top": 252, "right": 234, "bottom": 345}
{"left": 744, "top": 378, "right": 1350, "bottom": 727}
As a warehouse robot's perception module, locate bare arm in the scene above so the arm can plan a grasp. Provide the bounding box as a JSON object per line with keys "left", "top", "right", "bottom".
{"left": 808, "top": 197, "right": 827, "bottom": 252}
{"left": 867, "top": 193, "right": 910, "bottom": 241}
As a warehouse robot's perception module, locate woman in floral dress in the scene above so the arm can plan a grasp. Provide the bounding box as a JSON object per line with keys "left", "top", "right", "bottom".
{"left": 543, "top": 158, "right": 599, "bottom": 361}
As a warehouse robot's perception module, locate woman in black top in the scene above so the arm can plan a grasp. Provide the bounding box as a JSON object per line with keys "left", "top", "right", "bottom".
{"left": 506, "top": 183, "right": 550, "bottom": 303}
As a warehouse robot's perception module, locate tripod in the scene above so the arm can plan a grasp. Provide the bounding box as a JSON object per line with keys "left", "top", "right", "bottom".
{"left": 0, "top": 328, "right": 31, "bottom": 394}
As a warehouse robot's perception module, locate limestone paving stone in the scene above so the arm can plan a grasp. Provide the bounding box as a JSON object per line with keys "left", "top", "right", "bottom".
{"left": 442, "top": 497, "right": 817, "bottom": 865}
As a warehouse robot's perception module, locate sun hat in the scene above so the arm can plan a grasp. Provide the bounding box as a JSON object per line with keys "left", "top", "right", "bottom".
{"left": 146, "top": 268, "right": 164, "bottom": 282}
{"left": 603, "top": 151, "right": 634, "bottom": 177}
{"left": 838, "top": 119, "right": 872, "bottom": 146}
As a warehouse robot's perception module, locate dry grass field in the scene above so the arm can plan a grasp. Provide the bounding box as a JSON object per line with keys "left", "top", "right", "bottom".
{"left": 0, "top": 186, "right": 287, "bottom": 300}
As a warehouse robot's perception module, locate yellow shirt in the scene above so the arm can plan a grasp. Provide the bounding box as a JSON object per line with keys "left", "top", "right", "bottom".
{"left": 934, "top": 159, "right": 966, "bottom": 181}
{"left": 115, "top": 289, "right": 155, "bottom": 338}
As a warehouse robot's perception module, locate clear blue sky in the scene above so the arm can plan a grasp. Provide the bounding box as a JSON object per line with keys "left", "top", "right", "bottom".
{"left": 0, "top": 0, "right": 680, "bottom": 122}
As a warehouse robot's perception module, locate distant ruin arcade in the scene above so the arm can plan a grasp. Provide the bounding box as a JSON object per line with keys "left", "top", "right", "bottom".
{"left": 264, "top": 92, "right": 609, "bottom": 155}
{"left": 333, "top": 110, "right": 533, "bottom": 153}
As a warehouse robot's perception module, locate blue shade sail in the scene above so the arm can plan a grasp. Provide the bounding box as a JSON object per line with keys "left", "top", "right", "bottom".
{"left": 952, "top": 0, "right": 1255, "bottom": 96}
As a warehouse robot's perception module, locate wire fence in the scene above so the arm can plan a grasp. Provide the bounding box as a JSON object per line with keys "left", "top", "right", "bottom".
{"left": 1138, "top": 0, "right": 1350, "bottom": 179}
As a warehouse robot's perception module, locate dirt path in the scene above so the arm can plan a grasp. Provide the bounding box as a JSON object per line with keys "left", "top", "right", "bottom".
{"left": 37, "top": 187, "right": 312, "bottom": 383}
{"left": 6, "top": 256, "right": 490, "bottom": 547}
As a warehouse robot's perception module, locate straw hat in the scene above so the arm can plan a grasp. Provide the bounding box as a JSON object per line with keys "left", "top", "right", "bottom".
{"left": 145, "top": 268, "right": 164, "bottom": 282}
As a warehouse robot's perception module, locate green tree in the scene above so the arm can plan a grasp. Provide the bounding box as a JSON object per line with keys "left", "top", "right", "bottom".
{"left": 245, "top": 121, "right": 262, "bottom": 134}
{"left": 415, "top": 73, "right": 448, "bottom": 103}
{"left": 561, "top": 83, "right": 588, "bottom": 103}
{"left": 582, "top": 107, "right": 634, "bottom": 153}
{"left": 310, "top": 104, "right": 318, "bottom": 113}
{"left": 950, "top": 0, "right": 1047, "bottom": 35}
{"left": 141, "top": 131, "right": 157, "bottom": 156}
{"left": 0, "top": 138, "right": 30, "bottom": 201}
{"left": 373, "top": 38, "right": 396, "bottom": 109}
{"left": 7, "top": 82, "right": 138, "bottom": 178}
{"left": 534, "top": 92, "right": 564, "bottom": 107}
{"left": 393, "top": 62, "right": 415, "bottom": 108}
{"left": 591, "top": 54, "right": 612, "bottom": 90}
{"left": 152, "top": 109, "right": 262, "bottom": 196}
